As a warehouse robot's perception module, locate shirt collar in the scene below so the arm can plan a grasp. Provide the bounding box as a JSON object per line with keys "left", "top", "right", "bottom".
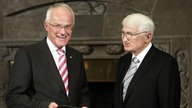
{"left": 132, "top": 42, "right": 152, "bottom": 62}
{"left": 46, "top": 37, "right": 66, "bottom": 53}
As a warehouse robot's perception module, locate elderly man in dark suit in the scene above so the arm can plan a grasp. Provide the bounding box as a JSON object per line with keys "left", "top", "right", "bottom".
{"left": 114, "top": 13, "right": 181, "bottom": 108}
{"left": 6, "top": 3, "right": 89, "bottom": 108}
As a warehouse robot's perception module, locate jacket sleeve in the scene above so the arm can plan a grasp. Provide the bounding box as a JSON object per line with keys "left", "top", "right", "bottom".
{"left": 5, "top": 48, "right": 50, "bottom": 108}
{"left": 158, "top": 56, "right": 181, "bottom": 108}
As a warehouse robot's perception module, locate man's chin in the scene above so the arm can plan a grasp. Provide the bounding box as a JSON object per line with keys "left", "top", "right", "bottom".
{"left": 124, "top": 47, "right": 131, "bottom": 51}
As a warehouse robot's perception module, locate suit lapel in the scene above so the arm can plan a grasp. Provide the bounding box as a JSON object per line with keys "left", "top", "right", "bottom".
{"left": 120, "top": 54, "right": 132, "bottom": 83}
{"left": 38, "top": 39, "right": 67, "bottom": 96}
{"left": 65, "top": 46, "right": 75, "bottom": 98}
{"left": 124, "top": 45, "right": 158, "bottom": 102}
{"left": 119, "top": 54, "right": 132, "bottom": 102}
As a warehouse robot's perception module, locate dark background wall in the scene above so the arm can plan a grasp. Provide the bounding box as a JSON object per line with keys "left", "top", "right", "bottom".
{"left": 0, "top": 0, "right": 191, "bottom": 108}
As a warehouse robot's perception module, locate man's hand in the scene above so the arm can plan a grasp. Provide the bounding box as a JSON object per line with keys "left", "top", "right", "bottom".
{"left": 48, "top": 102, "right": 58, "bottom": 108}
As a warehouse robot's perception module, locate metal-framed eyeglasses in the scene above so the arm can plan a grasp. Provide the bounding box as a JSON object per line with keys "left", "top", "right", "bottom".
{"left": 121, "top": 31, "right": 147, "bottom": 39}
{"left": 49, "top": 23, "right": 73, "bottom": 31}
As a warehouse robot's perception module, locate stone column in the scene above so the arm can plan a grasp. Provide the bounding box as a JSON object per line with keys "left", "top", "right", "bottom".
{"left": 0, "top": 47, "right": 9, "bottom": 108}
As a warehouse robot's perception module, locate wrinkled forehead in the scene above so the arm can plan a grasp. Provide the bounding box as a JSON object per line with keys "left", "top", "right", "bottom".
{"left": 122, "top": 24, "right": 139, "bottom": 32}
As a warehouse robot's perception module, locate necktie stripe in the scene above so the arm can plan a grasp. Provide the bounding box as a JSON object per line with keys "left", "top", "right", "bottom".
{"left": 58, "top": 59, "right": 67, "bottom": 71}
{"left": 63, "top": 74, "right": 68, "bottom": 83}
{"left": 59, "top": 55, "right": 64, "bottom": 61}
{"left": 123, "top": 82, "right": 130, "bottom": 88}
{"left": 123, "top": 72, "right": 135, "bottom": 83}
{"left": 128, "top": 65, "right": 137, "bottom": 71}
{"left": 65, "top": 83, "right": 69, "bottom": 90}
{"left": 58, "top": 56, "right": 66, "bottom": 69}
{"left": 125, "top": 66, "right": 137, "bottom": 76}
{"left": 57, "top": 49, "right": 69, "bottom": 96}
{"left": 60, "top": 68, "right": 68, "bottom": 77}
{"left": 122, "top": 57, "right": 140, "bottom": 101}
{"left": 123, "top": 65, "right": 137, "bottom": 82}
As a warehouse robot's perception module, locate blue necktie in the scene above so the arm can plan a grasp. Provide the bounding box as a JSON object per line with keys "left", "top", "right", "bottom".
{"left": 122, "top": 57, "right": 140, "bottom": 100}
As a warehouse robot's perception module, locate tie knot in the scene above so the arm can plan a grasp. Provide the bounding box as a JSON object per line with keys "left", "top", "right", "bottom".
{"left": 133, "top": 57, "right": 140, "bottom": 64}
{"left": 57, "top": 49, "right": 65, "bottom": 55}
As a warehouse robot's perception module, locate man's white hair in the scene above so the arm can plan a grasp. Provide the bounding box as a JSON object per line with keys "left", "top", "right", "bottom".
{"left": 122, "top": 13, "right": 155, "bottom": 35}
{"left": 45, "top": 3, "right": 75, "bottom": 25}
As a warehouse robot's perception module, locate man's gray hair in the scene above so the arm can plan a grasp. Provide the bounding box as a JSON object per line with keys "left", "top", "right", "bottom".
{"left": 45, "top": 3, "right": 75, "bottom": 25}
{"left": 122, "top": 13, "right": 155, "bottom": 35}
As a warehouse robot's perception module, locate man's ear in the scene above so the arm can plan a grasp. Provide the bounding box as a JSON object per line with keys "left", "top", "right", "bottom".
{"left": 146, "top": 32, "right": 152, "bottom": 39}
{"left": 44, "top": 21, "right": 49, "bottom": 31}
{"left": 145, "top": 32, "right": 152, "bottom": 43}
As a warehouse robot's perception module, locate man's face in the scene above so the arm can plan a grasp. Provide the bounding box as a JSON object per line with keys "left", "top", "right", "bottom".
{"left": 44, "top": 7, "right": 74, "bottom": 48}
{"left": 121, "top": 26, "right": 151, "bottom": 55}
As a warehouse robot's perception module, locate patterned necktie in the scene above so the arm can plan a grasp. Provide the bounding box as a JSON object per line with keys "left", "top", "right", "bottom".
{"left": 57, "top": 49, "right": 69, "bottom": 96}
{"left": 122, "top": 57, "right": 140, "bottom": 100}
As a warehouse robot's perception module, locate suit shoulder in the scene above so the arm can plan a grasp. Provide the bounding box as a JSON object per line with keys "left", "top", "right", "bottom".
{"left": 157, "top": 48, "right": 174, "bottom": 58}
{"left": 153, "top": 47, "right": 177, "bottom": 62}
{"left": 16, "top": 39, "right": 45, "bottom": 56}
{"left": 20, "top": 40, "right": 42, "bottom": 51}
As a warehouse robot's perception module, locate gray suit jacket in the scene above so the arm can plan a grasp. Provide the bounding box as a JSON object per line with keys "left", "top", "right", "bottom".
{"left": 6, "top": 38, "right": 90, "bottom": 108}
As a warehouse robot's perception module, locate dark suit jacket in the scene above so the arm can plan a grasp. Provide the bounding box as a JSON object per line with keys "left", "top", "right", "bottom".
{"left": 114, "top": 45, "right": 181, "bottom": 108}
{"left": 6, "top": 38, "right": 90, "bottom": 108}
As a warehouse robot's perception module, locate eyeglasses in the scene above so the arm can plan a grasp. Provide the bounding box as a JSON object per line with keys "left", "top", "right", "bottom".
{"left": 49, "top": 23, "right": 73, "bottom": 31}
{"left": 121, "top": 31, "right": 147, "bottom": 39}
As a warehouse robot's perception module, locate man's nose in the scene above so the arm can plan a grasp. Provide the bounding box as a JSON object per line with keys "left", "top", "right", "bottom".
{"left": 59, "top": 27, "right": 68, "bottom": 34}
